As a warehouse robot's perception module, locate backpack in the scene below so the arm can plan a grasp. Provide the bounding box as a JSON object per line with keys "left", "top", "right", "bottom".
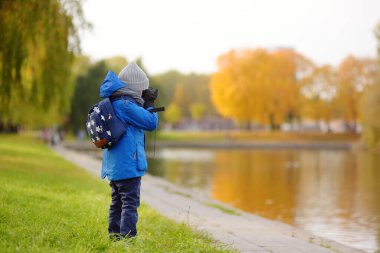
{"left": 86, "top": 97, "right": 128, "bottom": 149}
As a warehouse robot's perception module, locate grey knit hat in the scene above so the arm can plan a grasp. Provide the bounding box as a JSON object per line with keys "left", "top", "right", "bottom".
{"left": 118, "top": 62, "right": 149, "bottom": 91}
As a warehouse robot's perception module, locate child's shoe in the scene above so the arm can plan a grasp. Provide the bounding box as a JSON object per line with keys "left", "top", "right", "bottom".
{"left": 109, "top": 233, "right": 122, "bottom": 241}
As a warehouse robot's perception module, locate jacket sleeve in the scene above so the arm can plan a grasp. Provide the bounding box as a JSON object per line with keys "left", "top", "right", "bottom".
{"left": 120, "top": 101, "right": 158, "bottom": 131}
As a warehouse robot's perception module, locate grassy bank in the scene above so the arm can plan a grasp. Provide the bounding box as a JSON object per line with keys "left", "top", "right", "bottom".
{"left": 0, "top": 135, "right": 235, "bottom": 253}
{"left": 155, "top": 130, "right": 360, "bottom": 142}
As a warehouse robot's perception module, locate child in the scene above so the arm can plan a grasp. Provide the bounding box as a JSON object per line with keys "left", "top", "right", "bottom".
{"left": 98, "top": 62, "right": 158, "bottom": 239}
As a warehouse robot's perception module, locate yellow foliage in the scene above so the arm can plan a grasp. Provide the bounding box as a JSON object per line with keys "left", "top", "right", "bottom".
{"left": 164, "top": 103, "right": 182, "bottom": 125}
{"left": 360, "top": 82, "right": 380, "bottom": 147}
{"left": 337, "top": 56, "right": 378, "bottom": 126}
{"left": 190, "top": 103, "right": 206, "bottom": 121}
{"left": 301, "top": 65, "right": 339, "bottom": 123}
{"left": 210, "top": 49, "right": 312, "bottom": 127}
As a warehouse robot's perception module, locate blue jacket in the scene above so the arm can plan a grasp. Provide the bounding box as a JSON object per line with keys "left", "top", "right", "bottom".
{"left": 99, "top": 71, "right": 158, "bottom": 180}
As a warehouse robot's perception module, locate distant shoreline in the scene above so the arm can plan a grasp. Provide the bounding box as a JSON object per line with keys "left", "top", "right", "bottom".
{"left": 62, "top": 139, "right": 360, "bottom": 152}
{"left": 147, "top": 140, "right": 357, "bottom": 150}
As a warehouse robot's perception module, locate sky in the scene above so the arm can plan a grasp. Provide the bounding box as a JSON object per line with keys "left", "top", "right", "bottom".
{"left": 80, "top": 0, "right": 380, "bottom": 75}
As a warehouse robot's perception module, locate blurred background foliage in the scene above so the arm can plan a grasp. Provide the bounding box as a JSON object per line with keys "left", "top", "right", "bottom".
{"left": 0, "top": 0, "right": 88, "bottom": 130}
{"left": 1, "top": 0, "right": 380, "bottom": 147}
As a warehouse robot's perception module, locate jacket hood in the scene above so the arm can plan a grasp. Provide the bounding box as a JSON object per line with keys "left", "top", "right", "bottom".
{"left": 99, "top": 71, "right": 126, "bottom": 98}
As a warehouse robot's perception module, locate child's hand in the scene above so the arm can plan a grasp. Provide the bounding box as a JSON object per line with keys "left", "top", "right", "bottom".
{"left": 142, "top": 87, "right": 158, "bottom": 108}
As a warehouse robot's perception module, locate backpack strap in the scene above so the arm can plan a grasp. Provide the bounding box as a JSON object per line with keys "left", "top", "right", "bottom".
{"left": 103, "top": 97, "right": 129, "bottom": 129}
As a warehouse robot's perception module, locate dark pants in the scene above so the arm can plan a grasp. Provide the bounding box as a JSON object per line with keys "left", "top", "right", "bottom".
{"left": 108, "top": 177, "right": 141, "bottom": 237}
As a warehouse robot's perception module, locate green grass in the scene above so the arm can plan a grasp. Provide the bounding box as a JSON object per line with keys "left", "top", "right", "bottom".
{"left": 156, "top": 130, "right": 360, "bottom": 142}
{"left": 203, "top": 203, "right": 240, "bottom": 216}
{"left": 0, "top": 134, "right": 236, "bottom": 253}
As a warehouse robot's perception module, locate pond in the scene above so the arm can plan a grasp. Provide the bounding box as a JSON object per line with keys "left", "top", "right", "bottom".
{"left": 147, "top": 148, "right": 380, "bottom": 253}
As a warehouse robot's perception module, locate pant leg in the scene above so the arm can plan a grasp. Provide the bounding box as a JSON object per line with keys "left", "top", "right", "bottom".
{"left": 108, "top": 181, "right": 122, "bottom": 234}
{"left": 115, "top": 177, "right": 141, "bottom": 237}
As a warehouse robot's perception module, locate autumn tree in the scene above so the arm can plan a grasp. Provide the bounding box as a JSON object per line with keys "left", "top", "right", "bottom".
{"left": 301, "top": 65, "right": 339, "bottom": 131}
{"left": 190, "top": 103, "right": 206, "bottom": 121}
{"left": 360, "top": 22, "right": 380, "bottom": 146}
{"left": 360, "top": 81, "right": 380, "bottom": 147}
{"left": 153, "top": 71, "right": 212, "bottom": 123}
{"left": 337, "top": 56, "right": 378, "bottom": 132}
{"left": 211, "top": 49, "right": 268, "bottom": 127}
{"left": 164, "top": 103, "right": 182, "bottom": 127}
{"left": 266, "top": 49, "right": 312, "bottom": 128}
{"left": 210, "top": 49, "right": 312, "bottom": 129}
{"left": 0, "top": 0, "right": 87, "bottom": 131}
{"left": 181, "top": 74, "right": 211, "bottom": 117}
{"left": 152, "top": 71, "right": 184, "bottom": 108}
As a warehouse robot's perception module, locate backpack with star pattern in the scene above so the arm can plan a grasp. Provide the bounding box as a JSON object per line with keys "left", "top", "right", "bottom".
{"left": 86, "top": 97, "right": 128, "bottom": 149}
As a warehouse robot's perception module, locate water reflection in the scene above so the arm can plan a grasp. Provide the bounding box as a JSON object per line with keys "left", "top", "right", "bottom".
{"left": 148, "top": 148, "right": 380, "bottom": 253}
{"left": 148, "top": 149, "right": 213, "bottom": 191}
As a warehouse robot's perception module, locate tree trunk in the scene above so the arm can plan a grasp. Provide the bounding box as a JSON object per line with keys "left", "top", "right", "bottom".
{"left": 0, "top": 121, "right": 19, "bottom": 133}
{"left": 269, "top": 115, "right": 280, "bottom": 131}
{"left": 326, "top": 121, "right": 332, "bottom": 133}
{"left": 243, "top": 121, "right": 252, "bottom": 131}
{"left": 352, "top": 120, "right": 357, "bottom": 133}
